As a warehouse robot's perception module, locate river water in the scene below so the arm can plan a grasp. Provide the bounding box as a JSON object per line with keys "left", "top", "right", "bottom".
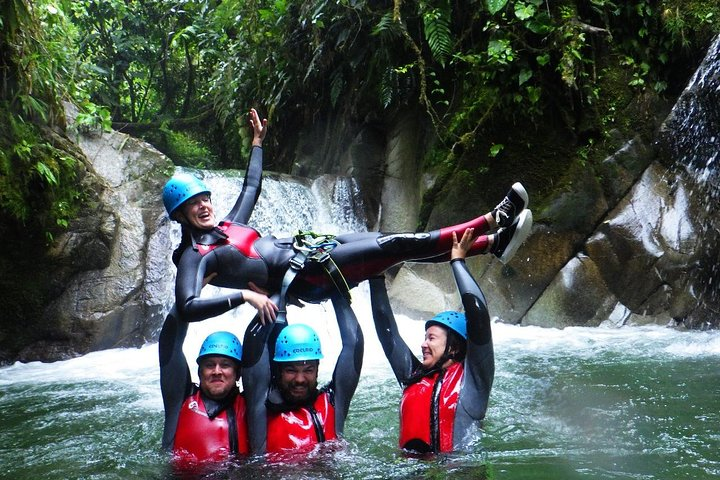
{"left": 1, "top": 293, "right": 718, "bottom": 479}
{"left": 2, "top": 172, "right": 718, "bottom": 479}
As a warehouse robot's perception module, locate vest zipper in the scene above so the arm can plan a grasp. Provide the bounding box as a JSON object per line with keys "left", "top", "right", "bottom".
{"left": 226, "top": 404, "right": 239, "bottom": 454}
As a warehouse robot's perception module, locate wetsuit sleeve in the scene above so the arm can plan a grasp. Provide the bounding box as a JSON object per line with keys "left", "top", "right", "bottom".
{"left": 368, "top": 277, "right": 420, "bottom": 385}
{"left": 452, "top": 259, "right": 494, "bottom": 439}
{"left": 329, "top": 292, "right": 363, "bottom": 436}
{"left": 175, "top": 248, "right": 247, "bottom": 322}
{"left": 158, "top": 305, "right": 193, "bottom": 450}
{"left": 225, "top": 146, "right": 263, "bottom": 224}
{"left": 241, "top": 293, "right": 281, "bottom": 455}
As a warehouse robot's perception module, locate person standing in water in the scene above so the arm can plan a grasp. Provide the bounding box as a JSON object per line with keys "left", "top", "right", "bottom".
{"left": 158, "top": 313, "right": 249, "bottom": 469}
{"left": 368, "top": 227, "right": 497, "bottom": 454}
{"left": 237, "top": 290, "right": 363, "bottom": 457}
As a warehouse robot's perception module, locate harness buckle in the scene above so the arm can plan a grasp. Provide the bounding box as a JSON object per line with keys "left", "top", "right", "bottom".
{"left": 310, "top": 250, "right": 331, "bottom": 263}
{"left": 289, "top": 254, "right": 306, "bottom": 270}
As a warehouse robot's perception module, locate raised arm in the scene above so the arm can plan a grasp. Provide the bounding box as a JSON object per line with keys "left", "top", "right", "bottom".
{"left": 158, "top": 305, "right": 192, "bottom": 450}
{"left": 329, "top": 292, "right": 364, "bottom": 436}
{"left": 368, "top": 277, "right": 420, "bottom": 385}
{"left": 225, "top": 108, "right": 267, "bottom": 224}
{"left": 451, "top": 232, "right": 495, "bottom": 436}
{"left": 241, "top": 293, "right": 282, "bottom": 455}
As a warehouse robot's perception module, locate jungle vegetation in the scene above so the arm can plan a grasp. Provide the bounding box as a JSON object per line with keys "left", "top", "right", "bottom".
{"left": 1, "top": 0, "right": 719, "bottom": 237}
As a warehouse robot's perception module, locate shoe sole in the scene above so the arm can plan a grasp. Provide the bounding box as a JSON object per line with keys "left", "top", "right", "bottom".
{"left": 511, "top": 182, "right": 530, "bottom": 210}
{"left": 500, "top": 209, "right": 532, "bottom": 264}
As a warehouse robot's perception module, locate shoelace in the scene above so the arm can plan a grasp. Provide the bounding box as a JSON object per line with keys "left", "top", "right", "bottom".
{"left": 494, "top": 197, "right": 514, "bottom": 225}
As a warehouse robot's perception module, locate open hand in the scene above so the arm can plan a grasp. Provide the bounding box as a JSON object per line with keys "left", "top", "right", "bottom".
{"left": 451, "top": 228, "right": 474, "bottom": 260}
{"left": 249, "top": 108, "right": 268, "bottom": 147}
{"left": 242, "top": 289, "right": 278, "bottom": 325}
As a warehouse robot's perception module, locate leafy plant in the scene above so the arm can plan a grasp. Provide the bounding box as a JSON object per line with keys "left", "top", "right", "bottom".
{"left": 1, "top": 0, "right": 85, "bottom": 237}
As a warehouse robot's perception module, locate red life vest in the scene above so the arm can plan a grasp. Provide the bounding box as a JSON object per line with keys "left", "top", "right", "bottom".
{"left": 173, "top": 389, "right": 249, "bottom": 465}
{"left": 266, "top": 391, "right": 337, "bottom": 453}
{"left": 196, "top": 222, "right": 261, "bottom": 258}
{"left": 399, "top": 362, "right": 464, "bottom": 453}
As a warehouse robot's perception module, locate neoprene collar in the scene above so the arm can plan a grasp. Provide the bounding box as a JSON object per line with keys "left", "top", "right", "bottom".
{"left": 201, "top": 387, "right": 239, "bottom": 420}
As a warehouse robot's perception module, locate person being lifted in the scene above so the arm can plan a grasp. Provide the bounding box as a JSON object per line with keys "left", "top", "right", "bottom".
{"left": 164, "top": 110, "right": 532, "bottom": 324}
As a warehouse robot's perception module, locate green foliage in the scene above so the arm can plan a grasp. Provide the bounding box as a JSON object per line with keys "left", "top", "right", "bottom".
{"left": 1, "top": 0, "right": 86, "bottom": 237}
{"left": 73, "top": 100, "right": 112, "bottom": 133}
{"left": 422, "top": 1, "right": 453, "bottom": 67}
{"left": 150, "top": 127, "right": 217, "bottom": 169}
{"left": 486, "top": 0, "right": 509, "bottom": 16}
{"left": 18, "top": 0, "right": 718, "bottom": 179}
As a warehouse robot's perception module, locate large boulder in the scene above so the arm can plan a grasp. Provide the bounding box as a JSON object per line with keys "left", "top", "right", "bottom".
{"left": 17, "top": 105, "right": 174, "bottom": 361}
{"left": 383, "top": 35, "right": 720, "bottom": 330}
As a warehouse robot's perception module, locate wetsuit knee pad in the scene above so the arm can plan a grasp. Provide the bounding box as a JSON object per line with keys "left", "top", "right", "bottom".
{"left": 376, "top": 233, "right": 432, "bottom": 254}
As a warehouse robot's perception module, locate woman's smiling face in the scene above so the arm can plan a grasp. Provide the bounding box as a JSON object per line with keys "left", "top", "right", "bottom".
{"left": 420, "top": 325, "right": 449, "bottom": 368}
{"left": 180, "top": 193, "right": 215, "bottom": 229}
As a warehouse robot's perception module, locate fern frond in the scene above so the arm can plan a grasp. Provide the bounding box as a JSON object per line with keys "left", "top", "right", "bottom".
{"left": 423, "top": 7, "right": 452, "bottom": 67}
{"left": 380, "top": 68, "right": 396, "bottom": 108}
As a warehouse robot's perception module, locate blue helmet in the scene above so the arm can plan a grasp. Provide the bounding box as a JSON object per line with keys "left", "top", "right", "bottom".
{"left": 425, "top": 311, "right": 467, "bottom": 340}
{"left": 273, "top": 324, "right": 323, "bottom": 362}
{"left": 162, "top": 172, "right": 211, "bottom": 218}
{"left": 196, "top": 331, "right": 243, "bottom": 364}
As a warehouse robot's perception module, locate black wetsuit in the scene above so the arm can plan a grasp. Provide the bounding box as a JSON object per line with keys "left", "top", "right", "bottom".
{"left": 368, "top": 259, "right": 494, "bottom": 453}
{"left": 173, "top": 145, "right": 494, "bottom": 323}
{"left": 241, "top": 292, "right": 364, "bottom": 454}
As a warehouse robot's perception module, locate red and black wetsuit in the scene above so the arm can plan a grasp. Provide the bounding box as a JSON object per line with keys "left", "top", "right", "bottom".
{"left": 173, "top": 143, "right": 494, "bottom": 323}
{"left": 369, "top": 259, "right": 495, "bottom": 453}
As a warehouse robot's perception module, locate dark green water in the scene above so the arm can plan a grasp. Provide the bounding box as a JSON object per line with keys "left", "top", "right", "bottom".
{"left": 1, "top": 319, "right": 718, "bottom": 479}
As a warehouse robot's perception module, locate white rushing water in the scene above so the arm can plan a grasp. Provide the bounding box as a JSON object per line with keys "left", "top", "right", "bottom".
{"left": 3, "top": 311, "right": 718, "bottom": 391}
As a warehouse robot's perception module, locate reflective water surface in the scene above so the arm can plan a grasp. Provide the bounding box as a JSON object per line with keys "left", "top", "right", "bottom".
{"left": 1, "top": 297, "right": 718, "bottom": 480}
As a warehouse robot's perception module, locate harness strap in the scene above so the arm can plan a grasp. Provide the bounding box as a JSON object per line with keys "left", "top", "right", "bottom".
{"left": 321, "top": 256, "right": 351, "bottom": 303}
{"left": 275, "top": 231, "right": 351, "bottom": 324}
{"left": 275, "top": 249, "right": 307, "bottom": 325}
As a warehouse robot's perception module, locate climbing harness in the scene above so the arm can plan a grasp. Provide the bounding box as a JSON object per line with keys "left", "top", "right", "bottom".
{"left": 275, "top": 230, "right": 351, "bottom": 324}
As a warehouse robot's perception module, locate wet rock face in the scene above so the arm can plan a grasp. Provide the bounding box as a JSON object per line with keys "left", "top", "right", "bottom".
{"left": 506, "top": 37, "right": 720, "bottom": 328}
{"left": 656, "top": 34, "right": 720, "bottom": 328}
{"left": 588, "top": 165, "right": 692, "bottom": 310}
{"left": 28, "top": 105, "right": 176, "bottom": 361}
{"left": 658, "top": 35, "right": 720, "bottom": 185}
{"left": 388, "top": 35, "right": 720, "bottom": 330}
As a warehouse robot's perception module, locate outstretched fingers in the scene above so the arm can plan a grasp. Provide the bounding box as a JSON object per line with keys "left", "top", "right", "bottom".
{"left": 243, "top": 289, "right": 278, "bottom": 325}
{"left": 249, "top": 108, "right": 268, "bottom": 146}
{"left": 451, "top": 228, "right": 474, "bottom": 260}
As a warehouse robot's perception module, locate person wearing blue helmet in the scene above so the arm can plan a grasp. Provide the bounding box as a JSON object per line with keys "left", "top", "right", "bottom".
{"left": 165, "top": 112, "right": 532, "bottom": 324}
{"left": 240, "top": 292, "right": 363, "bottom": 456}
{"left": 159, "top": 308, "right": 250, "bottom": 470}
{"left": 369, "top": 227, "right": 495, "bottom": 454}
{"left": 164, "top": 107, "right": 279, "bottom": 325}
